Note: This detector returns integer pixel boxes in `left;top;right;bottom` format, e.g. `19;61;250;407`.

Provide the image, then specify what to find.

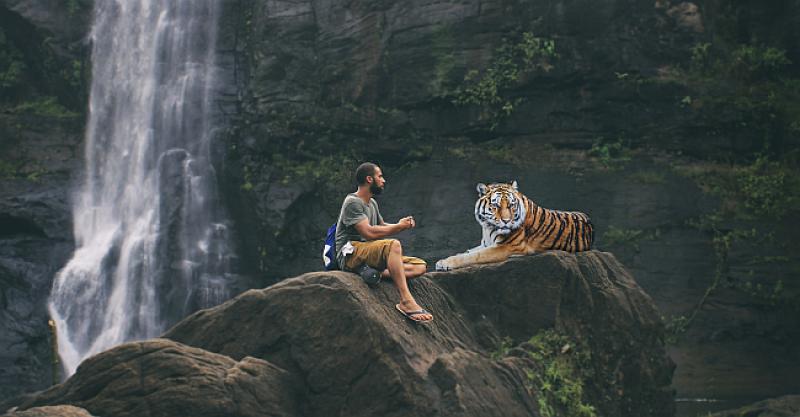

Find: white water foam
49;1;233;377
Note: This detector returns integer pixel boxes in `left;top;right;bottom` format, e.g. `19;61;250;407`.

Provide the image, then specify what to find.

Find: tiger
434;181;594;271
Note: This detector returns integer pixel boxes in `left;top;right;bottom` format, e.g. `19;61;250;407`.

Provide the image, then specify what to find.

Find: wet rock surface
0;115;82;400
709;395;800;417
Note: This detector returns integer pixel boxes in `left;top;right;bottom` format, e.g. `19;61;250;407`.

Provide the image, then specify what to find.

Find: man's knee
411;263;426;277
388;239;402;254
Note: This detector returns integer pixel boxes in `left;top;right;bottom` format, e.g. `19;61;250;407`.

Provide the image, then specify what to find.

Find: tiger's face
475;181;525;236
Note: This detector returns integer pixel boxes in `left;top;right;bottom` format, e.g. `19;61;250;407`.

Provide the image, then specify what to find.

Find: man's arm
354;217;414;240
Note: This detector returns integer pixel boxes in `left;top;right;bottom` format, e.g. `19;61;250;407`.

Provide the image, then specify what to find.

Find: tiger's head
475;181;526;238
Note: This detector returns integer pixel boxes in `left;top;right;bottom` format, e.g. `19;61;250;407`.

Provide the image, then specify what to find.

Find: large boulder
10;251;673;417
2;405;93;417
14;339;298;417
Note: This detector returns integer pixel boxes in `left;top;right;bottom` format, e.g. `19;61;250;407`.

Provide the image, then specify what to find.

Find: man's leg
381;262;425;279
386;240;432;322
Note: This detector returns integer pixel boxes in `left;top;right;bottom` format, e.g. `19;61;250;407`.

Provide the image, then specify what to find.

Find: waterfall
49;1;233;377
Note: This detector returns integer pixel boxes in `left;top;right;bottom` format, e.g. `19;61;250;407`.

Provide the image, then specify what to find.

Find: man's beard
370;183;383;195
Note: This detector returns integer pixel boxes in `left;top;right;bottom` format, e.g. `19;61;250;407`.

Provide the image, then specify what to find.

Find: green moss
737;156;797;218
430;26;458;97
0;31;27;94
677;157;799;220
0;159;17;178
272;152;357;187
602;226;660;251
8;96;78;118
629;171;666;184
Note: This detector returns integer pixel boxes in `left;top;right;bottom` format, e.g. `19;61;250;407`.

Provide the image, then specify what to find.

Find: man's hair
355;162;378;185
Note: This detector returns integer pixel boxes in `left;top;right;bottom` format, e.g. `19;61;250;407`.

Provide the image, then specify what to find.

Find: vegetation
629;171;666;185
8;96;78;118
491;336;514;360
602;226;660;252
684;40;799;158
588;138;631;170
454;32;558;129
524;330;597;417
0;31;26;95
491;331;597;417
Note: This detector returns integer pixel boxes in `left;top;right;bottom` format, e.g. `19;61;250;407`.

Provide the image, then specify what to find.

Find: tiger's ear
510;180;518;190
477;183;488;195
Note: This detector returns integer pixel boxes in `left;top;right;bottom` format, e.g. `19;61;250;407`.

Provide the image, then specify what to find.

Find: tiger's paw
435;258;453;271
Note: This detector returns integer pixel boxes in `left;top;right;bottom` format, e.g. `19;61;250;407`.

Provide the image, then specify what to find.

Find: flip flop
395;304;434;323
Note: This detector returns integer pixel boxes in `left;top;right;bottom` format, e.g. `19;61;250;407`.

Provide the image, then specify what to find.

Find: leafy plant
737;156;796;218
491;336;514;360
588;138;631;170
664;315;690;344
454;32;558;129
729;45;791;81
525;330;597;417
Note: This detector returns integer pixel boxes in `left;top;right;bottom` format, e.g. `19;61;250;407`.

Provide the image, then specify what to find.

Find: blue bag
322;223;337;270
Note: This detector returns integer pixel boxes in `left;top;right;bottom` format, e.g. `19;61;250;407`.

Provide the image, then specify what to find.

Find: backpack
322;223;337;270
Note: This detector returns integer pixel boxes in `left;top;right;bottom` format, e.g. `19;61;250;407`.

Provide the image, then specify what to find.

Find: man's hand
399;216;416;230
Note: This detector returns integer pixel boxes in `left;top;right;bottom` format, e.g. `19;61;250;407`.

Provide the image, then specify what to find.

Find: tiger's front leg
435;245;519;271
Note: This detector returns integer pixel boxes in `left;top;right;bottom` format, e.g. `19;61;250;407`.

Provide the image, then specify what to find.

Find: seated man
335;162;433;323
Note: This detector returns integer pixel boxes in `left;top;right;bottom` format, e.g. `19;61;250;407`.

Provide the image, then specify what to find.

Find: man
335;162;433;323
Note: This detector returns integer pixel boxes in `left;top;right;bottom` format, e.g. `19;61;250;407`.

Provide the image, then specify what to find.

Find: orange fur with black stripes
435;181;593;271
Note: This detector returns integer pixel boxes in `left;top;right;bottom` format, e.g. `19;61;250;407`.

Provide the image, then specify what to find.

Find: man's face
368;167;385;195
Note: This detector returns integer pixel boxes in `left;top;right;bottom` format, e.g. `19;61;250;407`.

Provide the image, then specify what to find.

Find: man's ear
477;183;488;195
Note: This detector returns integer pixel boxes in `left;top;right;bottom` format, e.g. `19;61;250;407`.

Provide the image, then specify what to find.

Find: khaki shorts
344;239;427;271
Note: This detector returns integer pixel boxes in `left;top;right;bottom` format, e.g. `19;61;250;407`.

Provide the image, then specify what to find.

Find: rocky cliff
4;252;675;417
1;0;799;408
0;0;89;400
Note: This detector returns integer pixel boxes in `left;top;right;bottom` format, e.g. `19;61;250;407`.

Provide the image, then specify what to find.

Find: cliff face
0;0;89;401
8;252;675;417
218;0;800;403
1;0;799;406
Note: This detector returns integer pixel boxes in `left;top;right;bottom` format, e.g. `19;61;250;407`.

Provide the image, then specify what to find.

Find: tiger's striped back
524;200;594;252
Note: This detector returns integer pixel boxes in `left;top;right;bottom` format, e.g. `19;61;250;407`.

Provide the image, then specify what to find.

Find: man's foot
395;300;433;323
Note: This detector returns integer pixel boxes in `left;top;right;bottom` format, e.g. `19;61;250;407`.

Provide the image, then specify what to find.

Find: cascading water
49;1;233;377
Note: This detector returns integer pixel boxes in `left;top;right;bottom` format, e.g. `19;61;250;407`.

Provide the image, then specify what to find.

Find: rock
433;251;676;417
16;339;298;417
159;250;671;417
709;395;800;417
11;251;673;417
0;0;88;399
0;0;91;57
2;405;93;417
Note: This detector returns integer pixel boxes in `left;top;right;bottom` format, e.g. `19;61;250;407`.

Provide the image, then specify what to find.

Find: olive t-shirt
335;193;383;268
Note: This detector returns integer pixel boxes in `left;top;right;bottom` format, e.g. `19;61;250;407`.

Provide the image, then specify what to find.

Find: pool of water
674;397;760;417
